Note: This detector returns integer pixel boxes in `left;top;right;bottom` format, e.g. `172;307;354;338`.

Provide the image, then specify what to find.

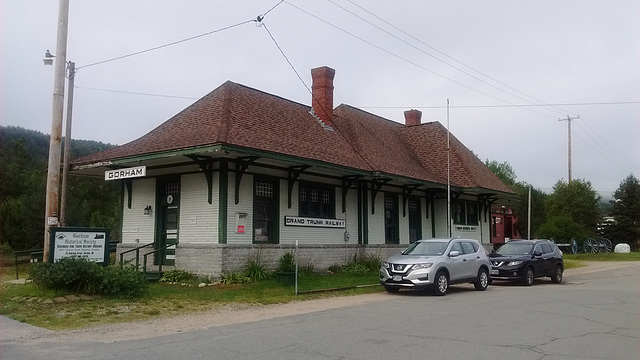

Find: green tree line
486;160;640;249
0;126;121;251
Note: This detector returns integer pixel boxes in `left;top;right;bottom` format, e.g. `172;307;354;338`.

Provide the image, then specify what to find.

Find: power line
331;0;574;119
357;101;640;109
76;20;256;70
283;1;565;121
75;86;199;100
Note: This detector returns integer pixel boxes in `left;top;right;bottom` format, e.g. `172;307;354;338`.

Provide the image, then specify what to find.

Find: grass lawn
0;266;382;330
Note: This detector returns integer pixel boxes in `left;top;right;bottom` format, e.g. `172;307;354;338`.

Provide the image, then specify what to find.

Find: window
299;181;335;218
453;199;479;225
461;242;475;254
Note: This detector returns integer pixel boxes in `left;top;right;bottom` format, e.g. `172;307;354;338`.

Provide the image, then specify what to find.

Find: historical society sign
49;227;111;266
284;216;345;228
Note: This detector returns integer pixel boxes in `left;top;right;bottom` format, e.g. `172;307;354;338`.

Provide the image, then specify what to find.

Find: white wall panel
121;178;156;244
179;173;217;243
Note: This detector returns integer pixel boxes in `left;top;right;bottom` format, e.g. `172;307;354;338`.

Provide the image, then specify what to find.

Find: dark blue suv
489;239;564;286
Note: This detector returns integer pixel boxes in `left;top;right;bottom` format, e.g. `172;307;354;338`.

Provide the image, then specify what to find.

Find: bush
29;258;147;297
159;269;198;283
220;272;251;284
276;252;296;273
336;253;382;274
245;256;271;281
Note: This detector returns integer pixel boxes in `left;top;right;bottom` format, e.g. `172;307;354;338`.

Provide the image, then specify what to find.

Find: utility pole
60;61;75;226
559;115;579;184
44;0;70;261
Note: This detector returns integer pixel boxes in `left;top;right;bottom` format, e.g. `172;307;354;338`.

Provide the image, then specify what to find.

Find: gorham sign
105;166;146;180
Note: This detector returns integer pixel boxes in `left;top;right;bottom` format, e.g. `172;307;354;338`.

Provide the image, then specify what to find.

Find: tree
605;175;640;248
485;160;517;186
484;160;547;237
537;179;601;242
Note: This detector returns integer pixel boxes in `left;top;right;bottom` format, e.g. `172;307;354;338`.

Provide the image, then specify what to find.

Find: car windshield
402;241;448;256
496;243;532;255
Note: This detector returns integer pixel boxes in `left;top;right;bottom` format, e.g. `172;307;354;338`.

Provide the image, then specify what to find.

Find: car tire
474;268;489;291
551;265;563;284
433;271;449;296
385;286;399;293
522;267;534;286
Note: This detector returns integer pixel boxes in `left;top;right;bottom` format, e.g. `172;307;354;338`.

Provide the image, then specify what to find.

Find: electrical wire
339;0;577;118
283;1;560;120
76;20;256;70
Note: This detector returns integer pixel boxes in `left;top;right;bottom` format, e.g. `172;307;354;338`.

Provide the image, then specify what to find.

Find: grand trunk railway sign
104;166;146;180
284;216;346;228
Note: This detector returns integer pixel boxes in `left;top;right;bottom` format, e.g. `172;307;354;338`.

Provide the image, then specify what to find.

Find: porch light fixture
43;50;55;65
144;205;152;215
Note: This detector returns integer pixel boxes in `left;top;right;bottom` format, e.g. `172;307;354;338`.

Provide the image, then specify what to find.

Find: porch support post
235;156;259;204
218;159;228;244
287;165;311;209
370;178;391;215
402;184;421;217
187;155;215;204
124;179;132;209
341;175;361;213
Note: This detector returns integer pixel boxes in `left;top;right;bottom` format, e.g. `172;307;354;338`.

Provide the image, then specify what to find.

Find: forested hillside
0;126;121;251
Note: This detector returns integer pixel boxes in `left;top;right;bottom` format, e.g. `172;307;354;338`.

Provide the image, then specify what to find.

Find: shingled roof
73;68;512;195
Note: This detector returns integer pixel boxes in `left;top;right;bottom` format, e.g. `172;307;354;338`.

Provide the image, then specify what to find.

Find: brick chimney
404;109;422;126
311;66;335;128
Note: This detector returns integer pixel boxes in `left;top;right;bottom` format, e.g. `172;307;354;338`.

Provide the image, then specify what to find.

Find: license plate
491;269;499;275
393;275;402;282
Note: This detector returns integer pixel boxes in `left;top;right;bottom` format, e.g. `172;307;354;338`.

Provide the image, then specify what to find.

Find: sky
2;1;639;199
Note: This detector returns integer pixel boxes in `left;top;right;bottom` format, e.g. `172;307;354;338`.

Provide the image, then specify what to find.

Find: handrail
142;241;178;279
13;249;44;279
119;243;154;270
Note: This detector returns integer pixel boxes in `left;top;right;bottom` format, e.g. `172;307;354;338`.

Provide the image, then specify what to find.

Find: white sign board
52;230;107;263
105;166;146;180
284;216;346;228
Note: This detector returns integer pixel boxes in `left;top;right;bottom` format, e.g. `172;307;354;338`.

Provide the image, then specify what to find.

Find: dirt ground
25;261;634;343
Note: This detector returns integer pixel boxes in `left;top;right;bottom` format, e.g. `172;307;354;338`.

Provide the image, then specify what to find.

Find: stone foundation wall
117;243;407;279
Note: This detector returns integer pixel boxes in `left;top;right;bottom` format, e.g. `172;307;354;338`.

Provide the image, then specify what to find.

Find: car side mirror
449;250;460;258
533;251;542;257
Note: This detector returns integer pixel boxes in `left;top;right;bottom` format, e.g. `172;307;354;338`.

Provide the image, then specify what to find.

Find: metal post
527;185;531;240
43;0;70;261
60;61;75;226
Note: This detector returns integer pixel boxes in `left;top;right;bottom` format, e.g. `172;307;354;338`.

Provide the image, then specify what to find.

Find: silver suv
380;238;491;296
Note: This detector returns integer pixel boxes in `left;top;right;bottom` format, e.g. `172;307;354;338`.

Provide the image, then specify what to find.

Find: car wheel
522;267;534;286
433;271;449;296
385;286;399;293
474;268;489;291
551;265;563;284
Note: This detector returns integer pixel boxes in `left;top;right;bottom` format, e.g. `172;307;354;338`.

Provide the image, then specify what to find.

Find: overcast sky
2;1;638;199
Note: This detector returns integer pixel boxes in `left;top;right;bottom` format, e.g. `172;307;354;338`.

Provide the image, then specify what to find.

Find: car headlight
508;260;523;266
411;263;433;270
382;262;389;268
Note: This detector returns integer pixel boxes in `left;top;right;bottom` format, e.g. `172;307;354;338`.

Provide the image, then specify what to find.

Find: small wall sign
104;166;146;180
284;216;345;228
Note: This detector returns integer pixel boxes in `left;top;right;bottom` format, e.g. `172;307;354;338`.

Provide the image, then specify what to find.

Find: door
157;180;179;266
253;177;278;244
384;193;399;244
408;196;421;243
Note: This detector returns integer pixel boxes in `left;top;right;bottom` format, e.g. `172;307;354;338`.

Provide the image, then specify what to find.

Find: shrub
160;269;197;283
276;252;296;273
220;272;251;284
299;261;315;276
245;256;271;281
29;257;147;297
